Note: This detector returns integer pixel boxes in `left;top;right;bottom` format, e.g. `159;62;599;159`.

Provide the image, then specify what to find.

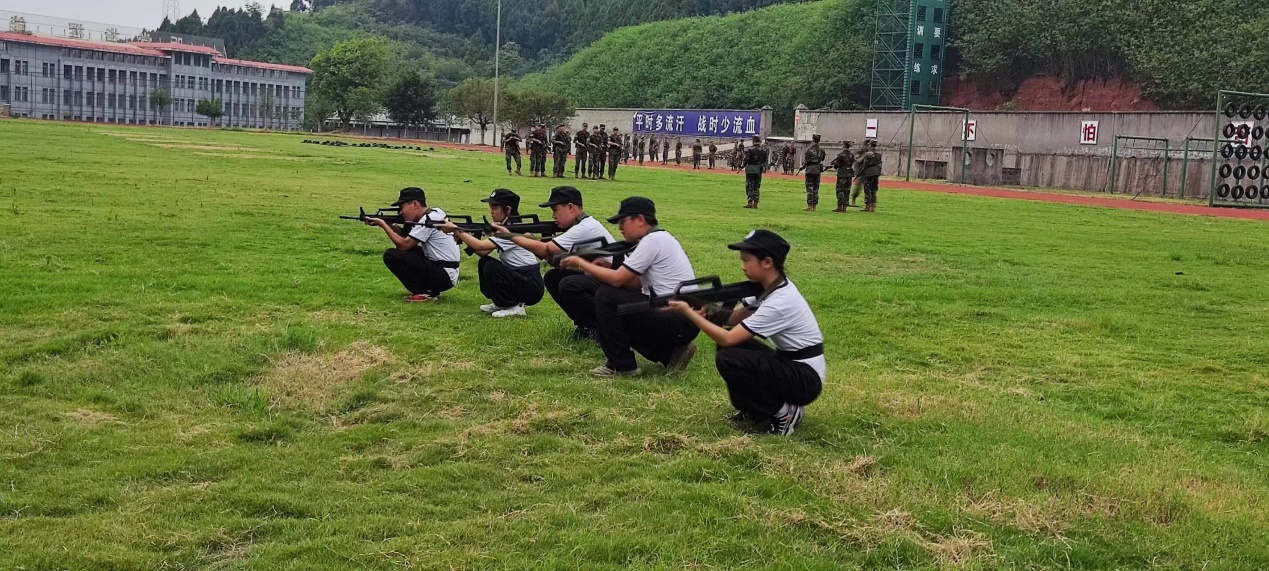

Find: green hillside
519;0;871;129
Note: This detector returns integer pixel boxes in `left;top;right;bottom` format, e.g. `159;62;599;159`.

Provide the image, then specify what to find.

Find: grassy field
1;119;1267;570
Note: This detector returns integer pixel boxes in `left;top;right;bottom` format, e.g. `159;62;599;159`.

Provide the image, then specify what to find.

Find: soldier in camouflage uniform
573;123;589;178
798;134;826;211
552;124;571;178
588;125;603;179
733;140;745;171
859;139;883;212
623;135;631;164
708;141;718;169
503;130;523;176
781;142;796;175
637;136;646;165
661;138;670;165
692;139;703;169
528;124;549;177
742;135;769;209
828;141;856;212
607;127;624;179
674;139;683;165
595;124;609;179
649;135;659;162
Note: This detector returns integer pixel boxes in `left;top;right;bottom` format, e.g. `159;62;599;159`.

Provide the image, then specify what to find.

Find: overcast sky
0;0;259;31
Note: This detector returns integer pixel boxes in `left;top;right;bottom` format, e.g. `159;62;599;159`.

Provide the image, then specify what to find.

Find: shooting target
1235;145;1249;160
1218;184;1231;198
1220;164;1234;178
1255;125;1266;141
1225;102;1238;117
1251;146;1264;161
1221;144;1236;159
1239;103;1253;118
1234;165;1247;180
1249;165;1262;180
1237;124;1252;139
1256;105;1268;121
1232;185;1245;199
1224;123;1238;138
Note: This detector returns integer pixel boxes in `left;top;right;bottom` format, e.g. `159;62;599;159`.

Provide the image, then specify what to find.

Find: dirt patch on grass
63;408;120;426
258;342;393;411
153;143;267;151
193;152;313;160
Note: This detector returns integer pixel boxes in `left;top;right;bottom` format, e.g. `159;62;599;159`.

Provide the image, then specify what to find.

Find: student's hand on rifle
488;222;509;234
558;256;581;270
664;300;696;316
436;220;459;234
364;217;387;228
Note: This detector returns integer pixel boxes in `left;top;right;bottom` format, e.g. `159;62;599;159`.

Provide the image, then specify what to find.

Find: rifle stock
616;276;764;315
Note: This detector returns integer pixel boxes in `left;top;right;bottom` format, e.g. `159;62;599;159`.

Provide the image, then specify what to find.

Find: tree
308;37;391;130
306;95;336;131
195;98;224;125
171;9;204;34
501;87;575;132
445;78;495;145
347;87;382;134
289;0;308;13
149;89;172;116
383;70;437;129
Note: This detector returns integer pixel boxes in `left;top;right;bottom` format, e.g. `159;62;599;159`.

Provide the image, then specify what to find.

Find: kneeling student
558;197;699;377
664;230;824;435
370;187;460;302
495;186;615;340
438;189;543;317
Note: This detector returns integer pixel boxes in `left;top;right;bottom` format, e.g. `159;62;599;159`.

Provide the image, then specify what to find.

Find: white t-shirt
621;230;695;297
550;215;615;252
490;233;539;268
406;208;460;285
740;280;826;381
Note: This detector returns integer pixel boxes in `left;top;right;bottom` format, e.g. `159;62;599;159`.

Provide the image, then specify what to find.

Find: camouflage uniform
801;136;826;208
674;140;683;165
649;136;659;162
708;143;717;169
595;125;609;179
574;126;589;178
637;136;646;165
860;141;883;211
661;140;670;165
552;127;571;178
607;130;623;179
829;143;856;210
587;128;603;179
528;127;548;177
503;132;522;175
691;140;703;169
743;140;769;207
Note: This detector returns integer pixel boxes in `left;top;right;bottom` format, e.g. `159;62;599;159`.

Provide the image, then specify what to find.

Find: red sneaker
403;293;437;303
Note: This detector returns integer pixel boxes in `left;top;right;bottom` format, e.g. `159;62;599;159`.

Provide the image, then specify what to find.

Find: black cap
728;229;791;269
391;187;426;206
481;188;520;209
606;196;656;223
539;186;583;208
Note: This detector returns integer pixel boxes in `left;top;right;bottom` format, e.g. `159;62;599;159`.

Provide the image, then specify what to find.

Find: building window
916;6;927;21
914;43;924;58
910;80;921;96
97;68;105;82
931;44;942;61
129;94;137;110
0;59;7;74
97;93;104;107
74;66;83;80
109;93;116;109
75;91;83;106
0;86;8;102
934;8;944;23
63;90;71;104
188;77;195;89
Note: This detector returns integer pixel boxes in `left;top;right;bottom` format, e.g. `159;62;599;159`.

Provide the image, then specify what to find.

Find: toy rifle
616;276;764;316
546;236;638;267
340;206;406;225
426;214;562;238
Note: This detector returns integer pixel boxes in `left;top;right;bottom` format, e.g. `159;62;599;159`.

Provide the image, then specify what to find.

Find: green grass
1;120;1267;570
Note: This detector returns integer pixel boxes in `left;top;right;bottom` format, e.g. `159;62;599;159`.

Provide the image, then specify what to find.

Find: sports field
1;120;1267;570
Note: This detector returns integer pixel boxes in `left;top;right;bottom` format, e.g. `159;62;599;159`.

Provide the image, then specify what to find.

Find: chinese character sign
1080;121;1099;145
633;110;762;137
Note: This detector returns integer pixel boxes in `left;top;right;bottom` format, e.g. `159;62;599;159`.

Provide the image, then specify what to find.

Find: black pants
553;151;567;177
836;176;854;207
383;248;455;296
745;172;762;203
546;269;600;330
478;256;544;308
505;151;521;173
716;340;822;417
597;153;607;179
534;150;549;175
574;148;587;176
864;176;880;205
594;285;700;371
607;152;621;178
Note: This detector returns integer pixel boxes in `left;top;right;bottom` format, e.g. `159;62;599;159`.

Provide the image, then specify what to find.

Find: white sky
0;0;260;32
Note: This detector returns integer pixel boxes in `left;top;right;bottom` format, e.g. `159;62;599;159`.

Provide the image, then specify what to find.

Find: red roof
129;42;224;56
0;31;167;57
216;57;311;75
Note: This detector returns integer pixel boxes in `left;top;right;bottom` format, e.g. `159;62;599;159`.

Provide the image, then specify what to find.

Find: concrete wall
793;110;1221;197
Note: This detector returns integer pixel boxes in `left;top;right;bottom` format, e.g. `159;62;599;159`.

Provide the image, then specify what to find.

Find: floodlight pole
491;0;501;146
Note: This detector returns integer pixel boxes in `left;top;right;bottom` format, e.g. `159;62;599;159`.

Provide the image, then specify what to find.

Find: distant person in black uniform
692;139;703;169
661;138;670;165
674;139;683;165
742;135;768;209
574;123;590;178
607;127;624;179
552;124;571;178
664;229;825;436
528;124;549;177
829;141;856;212
708;141;718;169
595;124;609;179
367;187;460;302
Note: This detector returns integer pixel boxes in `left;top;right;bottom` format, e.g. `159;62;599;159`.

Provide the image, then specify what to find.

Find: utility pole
491;0;501;146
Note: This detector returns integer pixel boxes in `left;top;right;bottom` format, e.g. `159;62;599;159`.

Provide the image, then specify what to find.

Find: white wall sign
865;118;878;139
1080;121;1099;145
961;120;977;141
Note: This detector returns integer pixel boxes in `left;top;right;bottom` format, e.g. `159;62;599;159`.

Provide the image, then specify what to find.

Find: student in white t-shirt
495;186;615;340
438;189;543;318
558;196;699;377
665;229;825;435
366;187;460;303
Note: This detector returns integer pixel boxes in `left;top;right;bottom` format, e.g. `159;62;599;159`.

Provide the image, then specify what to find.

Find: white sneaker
479;303;500;314
491;304;526;318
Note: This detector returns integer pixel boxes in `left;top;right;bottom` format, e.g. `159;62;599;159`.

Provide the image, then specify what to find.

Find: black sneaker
569;326;597;342
665;342;697;373
728;410;755;424
769;406;805;436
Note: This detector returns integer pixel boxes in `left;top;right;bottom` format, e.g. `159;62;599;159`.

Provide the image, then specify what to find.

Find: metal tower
869;0;914;110
162;0;182;22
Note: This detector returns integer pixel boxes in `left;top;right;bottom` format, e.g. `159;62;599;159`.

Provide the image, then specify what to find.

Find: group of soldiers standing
500;124;885;213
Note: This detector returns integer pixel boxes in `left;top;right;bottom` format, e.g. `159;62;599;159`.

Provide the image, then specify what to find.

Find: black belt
777;344;824;360
433;260;460;269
